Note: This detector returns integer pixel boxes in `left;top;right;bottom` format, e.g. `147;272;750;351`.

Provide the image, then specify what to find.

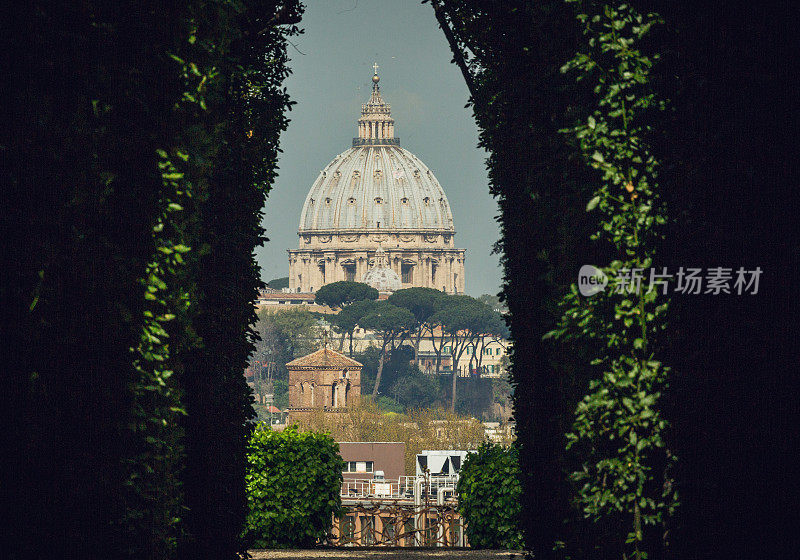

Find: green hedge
244;426;345;548
457;443;524;549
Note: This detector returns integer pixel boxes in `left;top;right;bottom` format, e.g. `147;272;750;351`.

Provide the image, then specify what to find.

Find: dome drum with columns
288;67;466;294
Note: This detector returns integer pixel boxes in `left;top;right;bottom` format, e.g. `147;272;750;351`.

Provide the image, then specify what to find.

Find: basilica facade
287;69;466;294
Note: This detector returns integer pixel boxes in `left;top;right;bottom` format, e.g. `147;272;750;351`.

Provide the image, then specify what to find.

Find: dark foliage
432;0;794;558
1;1;302;558
175;3;303;557
358;346;444;410
429;1;597;555
356;300;416;397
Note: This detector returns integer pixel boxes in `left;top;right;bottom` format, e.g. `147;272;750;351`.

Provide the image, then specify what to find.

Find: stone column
447;256;453;293
422;256;430;288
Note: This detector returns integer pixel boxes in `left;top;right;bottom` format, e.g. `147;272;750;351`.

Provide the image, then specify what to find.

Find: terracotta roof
286;347;363;369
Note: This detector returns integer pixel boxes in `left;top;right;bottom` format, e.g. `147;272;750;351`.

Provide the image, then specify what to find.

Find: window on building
344;461;374;473
404;518;415;546
401;263;413;284
341;515;355;542
449;520;462;546
424;516;436;546
361;516;375;545
381;517;396;543
343;264;356;282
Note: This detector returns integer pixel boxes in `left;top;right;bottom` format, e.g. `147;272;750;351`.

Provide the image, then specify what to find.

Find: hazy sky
256;0;502;297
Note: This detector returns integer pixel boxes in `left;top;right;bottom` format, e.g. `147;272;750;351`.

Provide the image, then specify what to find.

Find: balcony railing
352;137;400;147
340;475;459;505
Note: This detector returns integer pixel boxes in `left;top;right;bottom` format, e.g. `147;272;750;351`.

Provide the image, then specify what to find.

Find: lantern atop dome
354;64;397;147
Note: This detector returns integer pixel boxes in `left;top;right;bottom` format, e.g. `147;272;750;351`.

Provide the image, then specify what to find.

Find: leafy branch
555;3;677;558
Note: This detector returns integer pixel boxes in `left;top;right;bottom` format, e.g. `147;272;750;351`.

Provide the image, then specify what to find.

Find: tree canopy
387;287;446;324
266;277;289;290
252;308;320;382
458;443;524;549
388;287;447;364
313;281;378;310
326;298;375;356
243;426;344;548
431;295;505;410
357;300;416;336
356;301;416;398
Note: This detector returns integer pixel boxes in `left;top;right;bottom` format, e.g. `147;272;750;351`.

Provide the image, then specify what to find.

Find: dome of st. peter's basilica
288;68;466;294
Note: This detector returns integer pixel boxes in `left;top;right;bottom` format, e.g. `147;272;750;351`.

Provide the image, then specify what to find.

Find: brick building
285;347;362;424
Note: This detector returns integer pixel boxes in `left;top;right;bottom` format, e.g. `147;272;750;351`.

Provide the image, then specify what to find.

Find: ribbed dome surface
299;146;454;232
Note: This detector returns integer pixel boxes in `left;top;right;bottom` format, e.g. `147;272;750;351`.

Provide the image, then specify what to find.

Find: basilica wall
288;232;466;293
